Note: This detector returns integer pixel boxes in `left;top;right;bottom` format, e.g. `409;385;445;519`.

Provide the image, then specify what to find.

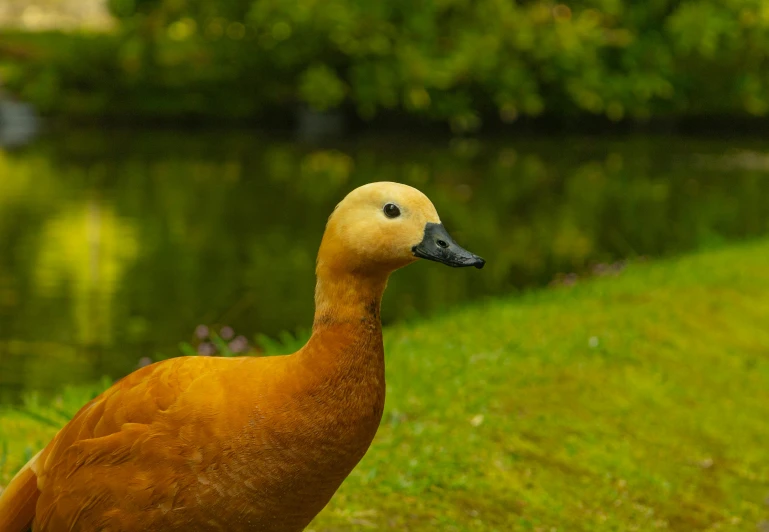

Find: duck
0;181;484;532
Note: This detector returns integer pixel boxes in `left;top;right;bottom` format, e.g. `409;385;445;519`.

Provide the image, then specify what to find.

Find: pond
1;129;768;404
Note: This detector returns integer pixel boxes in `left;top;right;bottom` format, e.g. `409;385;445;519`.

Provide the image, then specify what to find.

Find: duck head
318;182;485;276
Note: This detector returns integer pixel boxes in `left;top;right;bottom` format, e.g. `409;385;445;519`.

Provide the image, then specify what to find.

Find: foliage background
4;0;769;128
3;2;769;530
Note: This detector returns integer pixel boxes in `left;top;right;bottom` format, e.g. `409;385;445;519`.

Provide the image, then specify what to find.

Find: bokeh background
2;2;769;530
3;0;769;403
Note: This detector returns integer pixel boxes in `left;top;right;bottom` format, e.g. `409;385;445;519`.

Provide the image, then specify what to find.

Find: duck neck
299;267;389;374
313;268;388;330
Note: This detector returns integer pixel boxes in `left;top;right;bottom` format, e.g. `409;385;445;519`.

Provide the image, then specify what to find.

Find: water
1;129;768;404
0;98;40;148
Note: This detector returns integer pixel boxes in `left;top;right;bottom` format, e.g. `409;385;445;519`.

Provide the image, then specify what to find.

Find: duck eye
383;203;401;218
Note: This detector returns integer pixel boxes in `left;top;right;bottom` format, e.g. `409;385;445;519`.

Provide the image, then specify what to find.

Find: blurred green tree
3;0;769;126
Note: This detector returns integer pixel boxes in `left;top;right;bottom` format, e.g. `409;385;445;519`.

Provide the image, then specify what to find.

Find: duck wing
26;355;236;531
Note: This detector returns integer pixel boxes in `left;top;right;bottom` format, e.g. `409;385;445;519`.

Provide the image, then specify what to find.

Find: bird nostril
436;239;449;249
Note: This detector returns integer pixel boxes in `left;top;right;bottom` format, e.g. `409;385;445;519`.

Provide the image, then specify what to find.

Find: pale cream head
317;182;484;277
318;182;442;275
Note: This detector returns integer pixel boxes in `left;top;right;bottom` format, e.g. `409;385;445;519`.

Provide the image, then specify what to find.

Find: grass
2;240;769;531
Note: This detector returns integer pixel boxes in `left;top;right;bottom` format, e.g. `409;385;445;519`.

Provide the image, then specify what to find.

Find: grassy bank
2;240;769;530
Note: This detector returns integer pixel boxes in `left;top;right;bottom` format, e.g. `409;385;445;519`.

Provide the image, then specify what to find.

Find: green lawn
2;240;769;531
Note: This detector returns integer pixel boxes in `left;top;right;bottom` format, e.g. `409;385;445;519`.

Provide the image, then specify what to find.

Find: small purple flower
220;326;234;340
198;342;216;356
228;335;249;354
195;324;209;339
138;356;153;367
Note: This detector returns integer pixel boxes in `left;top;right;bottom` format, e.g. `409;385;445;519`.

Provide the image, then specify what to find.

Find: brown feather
0;182;456;531
0;451;40;532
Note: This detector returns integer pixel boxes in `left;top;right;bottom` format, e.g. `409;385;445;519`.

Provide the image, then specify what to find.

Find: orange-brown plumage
0;182;483;532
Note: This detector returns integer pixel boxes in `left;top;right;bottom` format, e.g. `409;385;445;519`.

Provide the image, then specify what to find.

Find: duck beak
412;223;485;269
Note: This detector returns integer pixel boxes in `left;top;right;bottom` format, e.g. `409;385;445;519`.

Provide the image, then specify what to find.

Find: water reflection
1;130;768;403
0;98;40;148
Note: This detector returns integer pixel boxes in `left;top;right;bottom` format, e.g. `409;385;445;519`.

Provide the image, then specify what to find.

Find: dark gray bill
412;223;485;269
